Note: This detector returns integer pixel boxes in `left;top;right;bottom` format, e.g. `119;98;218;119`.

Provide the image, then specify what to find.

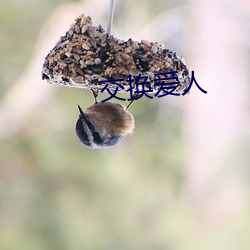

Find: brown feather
85;102;134;135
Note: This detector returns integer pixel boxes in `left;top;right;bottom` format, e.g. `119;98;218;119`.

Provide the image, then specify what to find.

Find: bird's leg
91;88;99;104
126;93;141;110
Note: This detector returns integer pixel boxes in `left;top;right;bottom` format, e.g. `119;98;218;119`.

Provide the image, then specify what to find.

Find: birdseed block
42;14;190;95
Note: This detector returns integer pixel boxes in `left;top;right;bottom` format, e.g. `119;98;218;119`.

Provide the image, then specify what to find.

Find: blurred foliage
1;1;250;250
0;0;71;98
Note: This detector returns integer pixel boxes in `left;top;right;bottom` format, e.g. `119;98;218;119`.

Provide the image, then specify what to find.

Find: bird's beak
77;105;86;119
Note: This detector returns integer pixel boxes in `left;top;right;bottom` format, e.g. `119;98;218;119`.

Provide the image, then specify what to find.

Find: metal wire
107;0;115;34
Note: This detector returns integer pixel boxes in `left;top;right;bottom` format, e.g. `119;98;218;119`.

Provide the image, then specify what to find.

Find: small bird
75;90;135;149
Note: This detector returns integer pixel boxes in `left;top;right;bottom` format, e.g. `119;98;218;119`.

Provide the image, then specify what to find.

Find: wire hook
107;0;115;34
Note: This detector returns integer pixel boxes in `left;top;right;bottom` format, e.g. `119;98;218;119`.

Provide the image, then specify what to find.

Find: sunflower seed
151;45;158;54
82;43;90;50
63;58;75;64
85;60;94;65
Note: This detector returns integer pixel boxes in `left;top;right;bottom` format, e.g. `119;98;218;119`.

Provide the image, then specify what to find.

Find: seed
72;53;80;60
72;48;84;55
85;60;94;65
90;38;97;48
85;70;93;74
74;66;83;75
149;67;155;72
72;76;84;83
151;45;158;54
125;47;132;53
82;43;90;50
94;58;102;65
122;54;130;60
63;58;75;64
92;74;101;79
75;24;80;34
116;55;123;62
117;39;124;45
80;17;87;26
146;71;154;79
141;40;150;47
84;74;92;80
68;29;74;36
65;52;72;58
81;25;88;34
100;33;107;43
59;40;69;47
132;41;139;50
129;68;141;76
57;59;67;66
99;77;107;82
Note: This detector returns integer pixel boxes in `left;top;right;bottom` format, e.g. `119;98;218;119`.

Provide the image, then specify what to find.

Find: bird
75;90;135;149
